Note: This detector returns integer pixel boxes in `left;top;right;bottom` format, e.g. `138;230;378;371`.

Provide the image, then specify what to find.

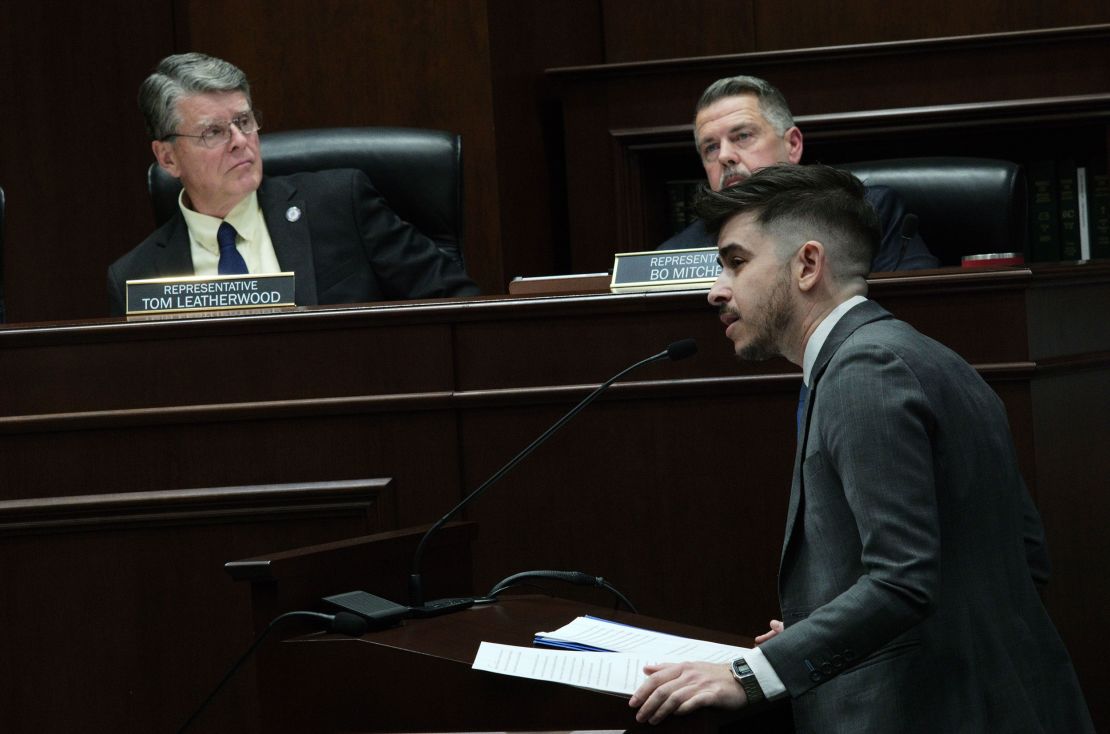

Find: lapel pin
285;206;302;223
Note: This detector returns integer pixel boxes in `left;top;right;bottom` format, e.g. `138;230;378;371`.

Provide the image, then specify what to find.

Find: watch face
730;657;764;702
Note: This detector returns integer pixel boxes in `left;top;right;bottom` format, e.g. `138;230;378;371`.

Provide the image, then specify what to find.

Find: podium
259;596;792;733
228;524;791;733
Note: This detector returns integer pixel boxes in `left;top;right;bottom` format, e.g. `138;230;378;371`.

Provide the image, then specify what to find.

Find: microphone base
322;590;410;628
408;596;477;618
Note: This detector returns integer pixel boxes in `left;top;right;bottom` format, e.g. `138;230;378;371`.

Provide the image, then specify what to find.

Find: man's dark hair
695;164;880;280
694;75;795;139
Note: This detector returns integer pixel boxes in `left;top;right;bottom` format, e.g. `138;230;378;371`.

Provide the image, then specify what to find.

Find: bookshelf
623;94;1110;260
548;24;1110;273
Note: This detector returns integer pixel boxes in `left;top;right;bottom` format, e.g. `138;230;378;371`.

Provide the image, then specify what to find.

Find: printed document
472;615;751;696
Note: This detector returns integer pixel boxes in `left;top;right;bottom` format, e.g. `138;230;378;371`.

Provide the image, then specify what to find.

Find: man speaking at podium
630;165;1093;732
108;53;478;315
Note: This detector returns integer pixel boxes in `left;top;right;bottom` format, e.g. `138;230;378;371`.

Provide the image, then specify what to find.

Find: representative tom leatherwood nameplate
125;273;296;315
610;248;721;293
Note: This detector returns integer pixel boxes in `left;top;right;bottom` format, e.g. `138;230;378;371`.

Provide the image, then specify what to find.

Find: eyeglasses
161;110;262;149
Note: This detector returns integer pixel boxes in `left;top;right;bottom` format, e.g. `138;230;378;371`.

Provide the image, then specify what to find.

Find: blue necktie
217;221;248;275
796;383;809;437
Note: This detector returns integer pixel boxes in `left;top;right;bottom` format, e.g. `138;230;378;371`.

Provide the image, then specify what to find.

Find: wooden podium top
266;595;792;733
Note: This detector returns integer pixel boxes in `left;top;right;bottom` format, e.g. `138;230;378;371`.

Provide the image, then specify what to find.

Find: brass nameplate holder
610;247;720;293
125;272;296;315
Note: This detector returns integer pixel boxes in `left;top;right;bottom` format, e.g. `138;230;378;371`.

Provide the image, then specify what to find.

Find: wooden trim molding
546;24;1110;80
0;478;393;536
613;93;1110;149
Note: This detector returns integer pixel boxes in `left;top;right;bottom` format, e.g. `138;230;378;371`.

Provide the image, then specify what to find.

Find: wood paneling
486;0;606;278
601;0;756;63
752;0;1110;51
0;2;174;323
0;479;392;734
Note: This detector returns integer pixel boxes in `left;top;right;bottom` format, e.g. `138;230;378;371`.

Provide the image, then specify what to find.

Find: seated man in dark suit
108;52;479;315
659;75;937;272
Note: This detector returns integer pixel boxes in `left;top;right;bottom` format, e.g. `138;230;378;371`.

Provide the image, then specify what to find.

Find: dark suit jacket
759;300;1092;733
658;185;938;272
108;169;479;315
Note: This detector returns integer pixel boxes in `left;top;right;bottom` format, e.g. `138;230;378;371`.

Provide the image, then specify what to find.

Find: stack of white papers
471;615;750;696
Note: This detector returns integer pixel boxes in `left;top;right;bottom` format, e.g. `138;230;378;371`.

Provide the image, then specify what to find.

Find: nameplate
610;247;721;293
125;273;296;315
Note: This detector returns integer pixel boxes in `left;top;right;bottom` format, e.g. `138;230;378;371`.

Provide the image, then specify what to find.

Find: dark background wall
1;1;1107;323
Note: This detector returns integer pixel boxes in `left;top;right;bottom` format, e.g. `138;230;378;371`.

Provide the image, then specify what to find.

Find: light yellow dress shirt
179;190;283;276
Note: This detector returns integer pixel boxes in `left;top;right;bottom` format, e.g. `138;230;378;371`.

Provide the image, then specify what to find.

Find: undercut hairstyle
694;75;795;139
696;164;881;281
139;52;251;141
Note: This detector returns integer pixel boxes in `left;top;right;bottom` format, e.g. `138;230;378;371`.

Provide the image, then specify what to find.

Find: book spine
1078;166;1090;260
1027;159;1059;262
1090;170;1110;260
1058;158;1080;261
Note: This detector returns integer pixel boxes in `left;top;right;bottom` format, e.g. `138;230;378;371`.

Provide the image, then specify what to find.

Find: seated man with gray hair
659;75;937;272
108;52;478;315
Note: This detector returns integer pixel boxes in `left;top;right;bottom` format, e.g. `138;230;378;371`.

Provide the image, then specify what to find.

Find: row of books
1028;159;1110;262
665;163;1110;262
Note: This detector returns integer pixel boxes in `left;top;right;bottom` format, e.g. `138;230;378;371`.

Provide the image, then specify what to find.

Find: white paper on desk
536;616;751;662
472;641;655;696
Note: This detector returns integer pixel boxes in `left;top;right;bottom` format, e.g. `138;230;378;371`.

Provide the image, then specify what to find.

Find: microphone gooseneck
408;339;697;610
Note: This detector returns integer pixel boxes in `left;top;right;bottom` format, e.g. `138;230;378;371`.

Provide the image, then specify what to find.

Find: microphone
407;338;697;613
178;610;368;733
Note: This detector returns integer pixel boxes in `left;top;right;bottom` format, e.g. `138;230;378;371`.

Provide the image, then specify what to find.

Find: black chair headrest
839;157;1027;266
148;127;463;255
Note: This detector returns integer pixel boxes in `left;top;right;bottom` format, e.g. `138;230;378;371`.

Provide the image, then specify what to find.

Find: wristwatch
730;656;765;704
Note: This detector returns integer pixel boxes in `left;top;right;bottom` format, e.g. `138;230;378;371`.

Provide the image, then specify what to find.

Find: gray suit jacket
759;300;1092;733
108;169;478;315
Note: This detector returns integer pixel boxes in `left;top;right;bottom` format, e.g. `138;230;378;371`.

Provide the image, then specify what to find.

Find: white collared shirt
803;294;869;387
179;190;282;276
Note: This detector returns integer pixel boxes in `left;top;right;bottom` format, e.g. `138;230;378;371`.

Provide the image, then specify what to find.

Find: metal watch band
730;656;765;704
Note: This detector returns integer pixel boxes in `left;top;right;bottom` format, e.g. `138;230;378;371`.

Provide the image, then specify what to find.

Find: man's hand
628;661;747;725
754;619;783;644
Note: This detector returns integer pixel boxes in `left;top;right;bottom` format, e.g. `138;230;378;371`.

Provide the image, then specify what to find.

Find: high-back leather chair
839;157;1027;266
148;127;465;266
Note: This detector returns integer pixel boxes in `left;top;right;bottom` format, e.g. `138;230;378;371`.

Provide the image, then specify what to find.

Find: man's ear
796;240;824;292
151;139;182;179
784;126;804;164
